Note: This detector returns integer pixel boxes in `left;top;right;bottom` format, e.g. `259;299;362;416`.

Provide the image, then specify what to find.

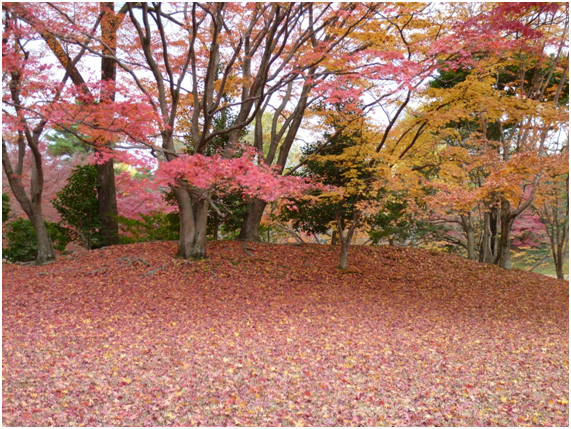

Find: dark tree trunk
95;2;120;247
238;197;267;242
554;249;565;280
95;160;119;247
192;198;209;259
331;230;338;246
212;212;219;240
496;208;514;270
550;232;567;280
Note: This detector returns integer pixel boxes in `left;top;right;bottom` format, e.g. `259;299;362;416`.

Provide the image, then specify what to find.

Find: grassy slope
2;241;569;426
510;248;569;277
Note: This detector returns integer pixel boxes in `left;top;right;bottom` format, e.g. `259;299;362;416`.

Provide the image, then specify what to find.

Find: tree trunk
495;199;516;270
95;160;119;247
238;197;267;242
553;239;567;280
496;211;514;270
479;205;500;263
2;133;55;264
339;238;350;270
555;252;564;280
331;230;338;246
95;2;120;247
192;198;209;259
337;208;361;270
460;214;477;261
212;212;219;241
174;188;195;259
30;212;56;264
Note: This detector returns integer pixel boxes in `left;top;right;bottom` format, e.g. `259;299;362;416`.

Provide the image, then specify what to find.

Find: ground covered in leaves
2;241;569;426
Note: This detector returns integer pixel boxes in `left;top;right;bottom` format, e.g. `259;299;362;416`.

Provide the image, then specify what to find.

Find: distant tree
533;154;569;280
46;127;91;158
367;190;437;247
280;121;368;268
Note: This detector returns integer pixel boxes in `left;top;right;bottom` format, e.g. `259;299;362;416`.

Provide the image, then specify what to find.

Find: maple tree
2;141;79;225
407;3;569;269
2;1;568;273
511;211;548;249
2;3;158;261
4;2;130;247
2;4;570;425
2;9;72;263
75;2;378;259
233;3;379;242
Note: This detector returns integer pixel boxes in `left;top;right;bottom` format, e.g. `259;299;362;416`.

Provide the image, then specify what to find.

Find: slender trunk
192;198;209;259
238;197;267;242
29;210;55;264
553;237;567;280
554;250;564;280
238;76;314;240
331;230;338;246
212;212;219;241
337;208;361;270
339;238;350;270
496;223;512;269
460;214;477;261
2;130;54;265
174;188;195;259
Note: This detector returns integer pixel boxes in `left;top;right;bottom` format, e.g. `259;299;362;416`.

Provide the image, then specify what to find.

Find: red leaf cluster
2;242;568;426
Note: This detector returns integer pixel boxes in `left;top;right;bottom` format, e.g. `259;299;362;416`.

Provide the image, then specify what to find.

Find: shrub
117;212;180;244
52;164;102;249
2;219;70;262
3;218;37;262
2;193;10;223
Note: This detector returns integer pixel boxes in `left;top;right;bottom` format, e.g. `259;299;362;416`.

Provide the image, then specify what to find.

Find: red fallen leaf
304;391;311;396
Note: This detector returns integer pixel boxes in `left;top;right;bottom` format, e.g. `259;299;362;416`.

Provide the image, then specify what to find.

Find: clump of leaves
52;164;102;249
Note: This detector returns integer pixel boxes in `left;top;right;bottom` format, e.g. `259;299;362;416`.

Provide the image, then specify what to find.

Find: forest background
2;2;569;278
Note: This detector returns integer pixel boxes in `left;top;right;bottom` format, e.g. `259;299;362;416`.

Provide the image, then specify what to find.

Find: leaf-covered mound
2;241;568;426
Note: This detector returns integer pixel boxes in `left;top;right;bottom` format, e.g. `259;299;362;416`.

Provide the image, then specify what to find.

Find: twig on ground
142;263;168;278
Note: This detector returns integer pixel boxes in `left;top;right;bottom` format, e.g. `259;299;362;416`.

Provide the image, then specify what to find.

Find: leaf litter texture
2;241;568;426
